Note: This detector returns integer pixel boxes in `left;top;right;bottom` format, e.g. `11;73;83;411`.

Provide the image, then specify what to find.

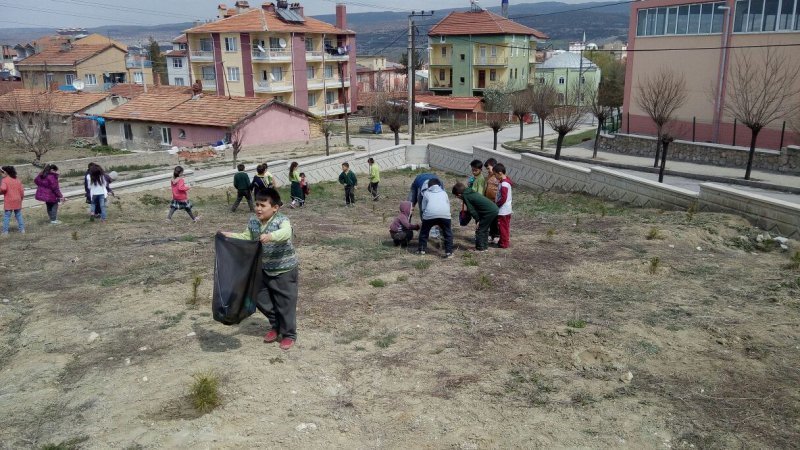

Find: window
179;43;187;50
307;65;315;79
676;5;690;34
778;0;796;29
489;69;496;81
700;3;714;32
324;65;334;78
65;74;74;85
439;69;445;81
666;7;679;34
224;37;238;52
460;54;465;61
134;71;144;84
305;38;314;51
439;36;446;43
490;46;497;57
85;73;97;85
558;76;565;85
174;77;185;86
227;66;240;82
45;73;54;85
270;37;282;50
172;58;183;68
324;38;333;49
201;66;215;80
514;68;518;79
308;93;317;106
199;38;213;52
637;9;648;36
271;66;283;81
147;126;154;136
123;123;133;141
736;0;799;31
459;76;465;83
638;2;731;35
178;129;186;139
326;90;336;104
441;46;446;57
161;127;172;145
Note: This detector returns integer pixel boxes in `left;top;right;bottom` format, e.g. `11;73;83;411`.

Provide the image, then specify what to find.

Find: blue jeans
92;194;107;220
3;209;24;233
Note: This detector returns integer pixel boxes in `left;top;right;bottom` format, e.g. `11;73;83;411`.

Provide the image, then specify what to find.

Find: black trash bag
459;209;472;227
212;232;262;325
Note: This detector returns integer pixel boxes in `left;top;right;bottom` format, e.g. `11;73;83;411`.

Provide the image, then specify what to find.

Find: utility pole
338;61;350;145
407;10;434;145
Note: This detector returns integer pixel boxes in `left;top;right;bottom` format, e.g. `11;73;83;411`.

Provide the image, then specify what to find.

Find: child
389;200;419;248
484;158;499;202
418;178;454;258
300;173;310;199
167;166;199;222
467;159;486;196
1;166;25;235
220;188;299;350
338;162;357;206
251;164;272;196
86;164;110;221
367;157;380;201
493;163;513;248
231;163;254;212
452;182;498;252
34;164;65;224
408;172;443;239
289;161;305;208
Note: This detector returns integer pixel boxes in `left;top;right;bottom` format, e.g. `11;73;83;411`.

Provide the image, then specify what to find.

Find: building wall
536;66;601;104
220;32;246;97
76;48;129;91
238;105;312;148
166;56;191;86
106;120;228;149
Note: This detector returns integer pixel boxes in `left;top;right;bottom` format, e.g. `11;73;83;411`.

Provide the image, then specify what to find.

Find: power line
53;0;201;21
0;3;149;26
319;0;407;13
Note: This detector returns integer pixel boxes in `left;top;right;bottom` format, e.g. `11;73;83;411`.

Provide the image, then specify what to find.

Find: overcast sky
2;0;589;28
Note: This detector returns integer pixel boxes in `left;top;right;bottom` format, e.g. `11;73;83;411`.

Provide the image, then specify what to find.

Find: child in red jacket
1;166;25;235
167;166;199;222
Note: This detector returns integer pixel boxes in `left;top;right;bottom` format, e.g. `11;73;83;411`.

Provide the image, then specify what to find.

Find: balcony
126;59;152;69
306;78;325;90
251;49;292;62
473;55;508;66
306;51;324;61
254;79;293;93
429;55;452;66
324;50;349;61
312;102;351;116
191;50;214;61
201;79;216;90
430;77;452;89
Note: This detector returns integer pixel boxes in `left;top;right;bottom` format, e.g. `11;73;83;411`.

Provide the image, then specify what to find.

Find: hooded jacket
389;201;420;233
1;176;24;210
421;184;451;220
34;172;62;203
171;177;190;201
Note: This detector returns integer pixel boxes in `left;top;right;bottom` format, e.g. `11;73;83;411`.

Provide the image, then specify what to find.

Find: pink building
623;0;800;149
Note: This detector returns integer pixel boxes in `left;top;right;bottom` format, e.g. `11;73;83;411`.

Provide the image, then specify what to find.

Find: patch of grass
108;163;164;172
645;227;663;240
463;253;479;267
188;276;203;305
139;194;170;207
335;328;369;345
159;311;186;329
100;275;128;287
375;331;397;348
396;275;408;282
40;436;90;450
686;201;699;221
571;391;598;406
546;129;596;147
649;256;661;275
369;279;386;288
71;231;78;241
189;371;220;414
413;260;431;270
567;319;587;329
269;356;284;364
505;368;556;407
180;235;197;242
787;251;800;270
546;228;557;238
475;274;493;290
91;145;129;155
637;340;661;355
354;346;367;351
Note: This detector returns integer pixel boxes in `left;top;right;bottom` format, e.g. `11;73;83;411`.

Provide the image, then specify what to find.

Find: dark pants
45;202;58;221
489;216;499;240
231;190;254;212
368;182;379;200
391;229;414;247
497;214;511;248
476;212;498;250
344;185;355;205
168;207;196;220
419;218;453;254
256;267;298;340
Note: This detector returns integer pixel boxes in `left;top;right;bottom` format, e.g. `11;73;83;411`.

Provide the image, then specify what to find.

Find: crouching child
389;200;420;248
220;188;299;350
452;182;498;251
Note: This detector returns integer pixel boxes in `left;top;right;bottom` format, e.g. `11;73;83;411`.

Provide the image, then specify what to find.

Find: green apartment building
427;8;548;97
535;52;601;105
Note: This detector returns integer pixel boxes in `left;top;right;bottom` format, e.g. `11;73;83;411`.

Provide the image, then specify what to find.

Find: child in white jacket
418;178;454;258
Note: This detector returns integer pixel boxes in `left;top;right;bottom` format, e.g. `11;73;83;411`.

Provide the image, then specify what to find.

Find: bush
190;371;220;413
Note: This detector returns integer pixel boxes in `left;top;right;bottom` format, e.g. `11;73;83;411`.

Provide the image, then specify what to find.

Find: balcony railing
307;78;325;89
312;103;350;116
251;49;292;61
429;55;452;66
474;55;508;65
191;50;214;61
126;60;152;69
201;79;216;90
255;80;293;92
430;77;452;89
306;51;324;60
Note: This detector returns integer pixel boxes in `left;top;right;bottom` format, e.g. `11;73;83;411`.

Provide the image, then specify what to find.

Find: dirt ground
1;170;799;449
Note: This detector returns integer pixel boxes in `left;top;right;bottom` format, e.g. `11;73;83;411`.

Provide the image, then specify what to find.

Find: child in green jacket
231;164;254;212
367;157;381;201
338;162;357;206
453;182;499;251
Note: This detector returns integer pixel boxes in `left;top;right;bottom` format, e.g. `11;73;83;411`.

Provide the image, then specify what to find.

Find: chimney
217;4;228;19
261;2;275;12
289;2;304;17
235;1;250;14
336;3;347;30
501;0;509;18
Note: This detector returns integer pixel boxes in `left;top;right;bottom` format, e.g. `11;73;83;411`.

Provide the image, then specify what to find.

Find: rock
138;346;148;351
696;247;703;251
296;422;317;432
87;332;100;343
775;236;789;245
186;332;197;337
142;376;148;382
2;298;9;303
125;357;131;366
620;371;633;384
756;234;764;243
781;244;789;251
668;245;675;248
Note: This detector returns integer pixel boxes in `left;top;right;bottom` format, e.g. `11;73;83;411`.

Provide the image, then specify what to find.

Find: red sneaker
263;329;279;343
279;338;295;350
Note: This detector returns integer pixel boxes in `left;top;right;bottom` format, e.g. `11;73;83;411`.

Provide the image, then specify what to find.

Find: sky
1;0;590;28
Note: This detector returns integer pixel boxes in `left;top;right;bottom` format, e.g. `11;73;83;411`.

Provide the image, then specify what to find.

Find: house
414;94;484;119
1;45;19;79
101;91;317;150
623;0;800;148
184;1;357;117
600;40;627;61
356;55;406;94
427;4;548;97
535;52;601;104
165;35;191;86
0;89;124;143
108;84;191;100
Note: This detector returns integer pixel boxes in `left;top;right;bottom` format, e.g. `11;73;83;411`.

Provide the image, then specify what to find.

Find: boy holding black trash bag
218;188;299;350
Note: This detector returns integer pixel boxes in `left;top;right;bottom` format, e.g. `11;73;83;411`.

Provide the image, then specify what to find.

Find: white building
165;35;191;86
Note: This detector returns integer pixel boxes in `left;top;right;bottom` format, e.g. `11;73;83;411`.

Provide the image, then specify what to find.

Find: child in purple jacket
389;200;420;248
34;164;65;224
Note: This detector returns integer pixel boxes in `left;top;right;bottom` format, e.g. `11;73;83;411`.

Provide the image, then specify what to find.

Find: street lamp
712;4;730;143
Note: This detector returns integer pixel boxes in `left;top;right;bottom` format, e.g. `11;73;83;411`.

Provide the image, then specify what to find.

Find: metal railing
473;55;508;65
251;49;292;61
191;50;214;60
255;79;292;92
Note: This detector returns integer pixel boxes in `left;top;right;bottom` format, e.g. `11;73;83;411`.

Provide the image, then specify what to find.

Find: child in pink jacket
1;166;25;235
167;166;199;222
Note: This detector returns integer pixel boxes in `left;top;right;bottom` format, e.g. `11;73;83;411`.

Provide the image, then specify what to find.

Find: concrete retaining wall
589;167;698;210
15;151;178;179
428;144;473;176
699;183;800;238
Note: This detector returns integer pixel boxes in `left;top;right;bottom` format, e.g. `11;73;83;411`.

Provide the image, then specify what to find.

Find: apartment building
356;55;406;94
184;1;356;117
536;52;601;104
427;6;548;97
165;35;191;86
624;0;800;148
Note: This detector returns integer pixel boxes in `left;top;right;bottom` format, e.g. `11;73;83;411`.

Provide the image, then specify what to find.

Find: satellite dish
72;80;85;91
278;38;287;48
257;44;266;53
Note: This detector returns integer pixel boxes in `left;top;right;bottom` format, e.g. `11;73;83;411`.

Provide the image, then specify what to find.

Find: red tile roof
173;34;187;44
15;43;126;67
0;81;24;96
428;10;548;39
0;89;109;114
108;84;192;99
101;92;312;127
415;94;484;112
186;7;354;35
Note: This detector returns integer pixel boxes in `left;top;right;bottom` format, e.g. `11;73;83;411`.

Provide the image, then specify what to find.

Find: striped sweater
231;213;298;275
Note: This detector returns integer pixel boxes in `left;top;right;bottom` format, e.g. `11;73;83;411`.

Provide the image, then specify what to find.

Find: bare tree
530;81;558;151
723;49;800;180
636;69;687;168
585;83;612;158
509;88;534;141
483;86;511;150
0;90;56;162
311;117;334;156
367;90;404;145
228;124;246;168
545;84;587;160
